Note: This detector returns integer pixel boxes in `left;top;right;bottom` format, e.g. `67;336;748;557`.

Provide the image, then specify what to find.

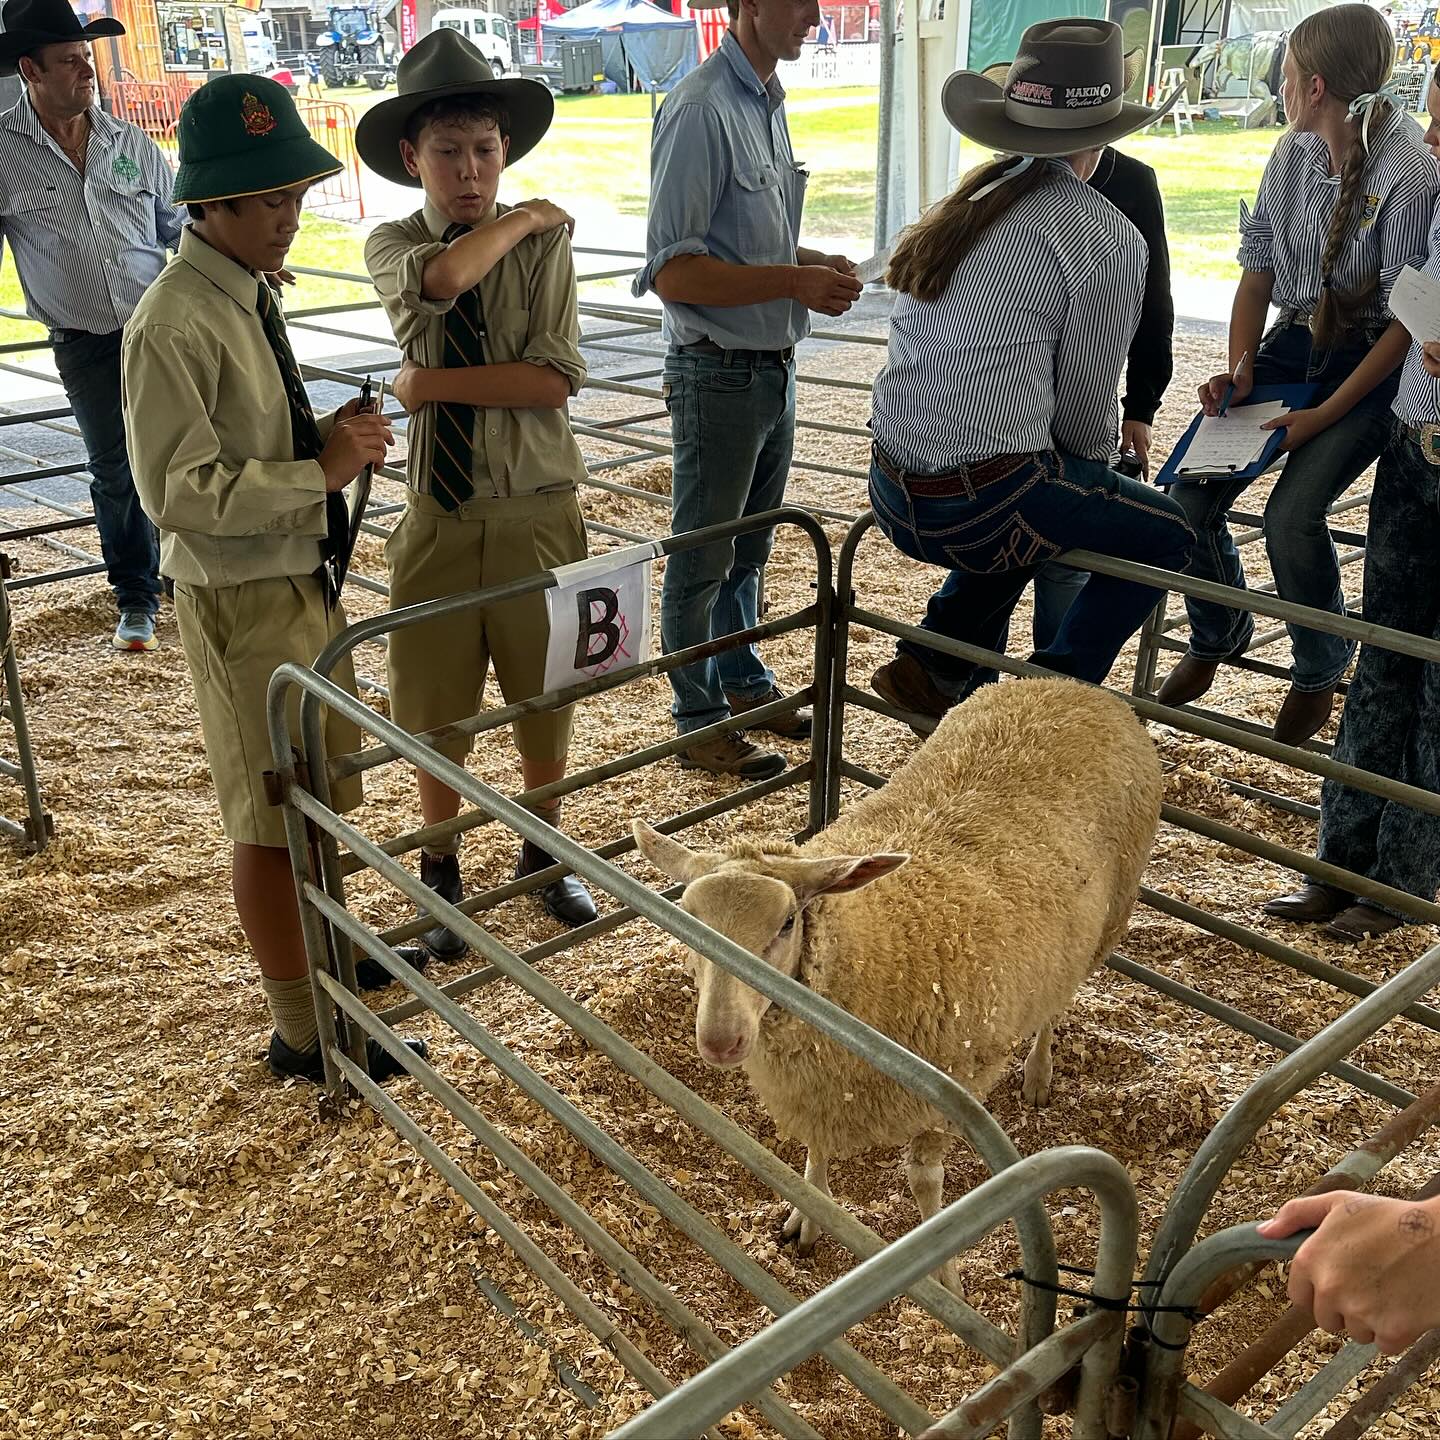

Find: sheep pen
3;313;1440;1440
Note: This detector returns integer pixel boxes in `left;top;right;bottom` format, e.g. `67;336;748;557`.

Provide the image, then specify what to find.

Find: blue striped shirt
1238;114;1439;326
631;32;809;350
870;165;1146;470
1392;198;1440;426
0;92;183;336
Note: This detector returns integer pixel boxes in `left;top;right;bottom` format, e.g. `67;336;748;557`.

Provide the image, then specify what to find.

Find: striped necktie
257;280;348;604
430;221;486;511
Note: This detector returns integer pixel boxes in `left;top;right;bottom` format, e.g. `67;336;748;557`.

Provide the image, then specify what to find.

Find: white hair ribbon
969;154;1035;202
1347;84;1401;153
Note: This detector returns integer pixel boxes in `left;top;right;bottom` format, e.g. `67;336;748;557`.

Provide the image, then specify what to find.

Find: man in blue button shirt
634;0;860;778
0;0;180;651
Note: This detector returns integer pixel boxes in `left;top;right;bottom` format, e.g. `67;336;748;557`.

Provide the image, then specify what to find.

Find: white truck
431;8;516;75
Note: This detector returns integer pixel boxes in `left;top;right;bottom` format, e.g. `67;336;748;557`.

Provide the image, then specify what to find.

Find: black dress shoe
1262;882;1353;922
354;944;430;992
266;1030;429;1084
516;839;598;928
416;850;468;960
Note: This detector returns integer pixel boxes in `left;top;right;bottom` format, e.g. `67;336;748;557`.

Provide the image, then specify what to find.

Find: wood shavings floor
2;331;1437;1439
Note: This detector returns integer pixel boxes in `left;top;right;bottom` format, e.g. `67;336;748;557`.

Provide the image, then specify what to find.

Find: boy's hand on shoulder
513;198;575;239
319;411;393;492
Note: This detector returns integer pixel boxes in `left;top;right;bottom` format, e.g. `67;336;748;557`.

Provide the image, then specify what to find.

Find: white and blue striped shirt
1238;114;1439;326
870;165;1145;470
0;92;183;336
1392;198;1440;426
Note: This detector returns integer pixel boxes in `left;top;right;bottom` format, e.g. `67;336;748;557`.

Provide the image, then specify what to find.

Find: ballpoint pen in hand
1219;349;1250;417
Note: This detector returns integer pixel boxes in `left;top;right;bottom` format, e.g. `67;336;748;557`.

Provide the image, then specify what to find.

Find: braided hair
1288;4;1398;349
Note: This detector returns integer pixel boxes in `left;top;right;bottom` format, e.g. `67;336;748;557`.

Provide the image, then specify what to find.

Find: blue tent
543;0;699;92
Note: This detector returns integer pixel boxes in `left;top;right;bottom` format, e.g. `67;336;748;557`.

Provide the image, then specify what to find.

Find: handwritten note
1389;264;1440;343
855;248;891;285
1176;401;1290;475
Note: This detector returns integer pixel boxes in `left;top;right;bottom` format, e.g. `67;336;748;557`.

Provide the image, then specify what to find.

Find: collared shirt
1238;114;1439;327
1393;201;1440;426
0;92;183;336
870;165;1146;470
365;200;587;499
631;31;809;350
122;228;337;587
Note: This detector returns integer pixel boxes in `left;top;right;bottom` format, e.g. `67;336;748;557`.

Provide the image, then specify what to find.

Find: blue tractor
316;6;387;88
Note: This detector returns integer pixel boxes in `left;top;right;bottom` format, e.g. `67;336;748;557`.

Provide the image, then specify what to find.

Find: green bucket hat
172;74;343;205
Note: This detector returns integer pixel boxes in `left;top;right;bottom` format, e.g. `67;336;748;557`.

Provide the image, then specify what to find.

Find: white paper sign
855;247;891;285
544;551;655;694
1389;264;1440;343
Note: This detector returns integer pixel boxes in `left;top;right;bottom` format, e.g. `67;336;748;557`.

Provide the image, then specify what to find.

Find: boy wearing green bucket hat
122;74;427;1086
357;28;597;955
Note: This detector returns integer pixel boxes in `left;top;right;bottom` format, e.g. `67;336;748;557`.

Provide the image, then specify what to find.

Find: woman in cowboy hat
869;18;1193;723
358;29;599;949
1158;3;1440;746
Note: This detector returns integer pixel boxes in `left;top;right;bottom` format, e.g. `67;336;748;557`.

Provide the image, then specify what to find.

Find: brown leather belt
871;442;1040;498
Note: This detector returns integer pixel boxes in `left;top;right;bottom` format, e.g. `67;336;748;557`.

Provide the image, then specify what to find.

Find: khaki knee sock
260;975;319;1053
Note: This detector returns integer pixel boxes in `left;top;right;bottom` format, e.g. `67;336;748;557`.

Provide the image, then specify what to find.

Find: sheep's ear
632;820;721;884
791;853;910;906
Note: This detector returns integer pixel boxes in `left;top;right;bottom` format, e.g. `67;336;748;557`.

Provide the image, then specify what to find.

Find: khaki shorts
174;575;364;848
386;487;588;765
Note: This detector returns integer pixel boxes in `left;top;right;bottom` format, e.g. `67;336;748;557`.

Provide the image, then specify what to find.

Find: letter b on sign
544;553;654;694
575;587;621;671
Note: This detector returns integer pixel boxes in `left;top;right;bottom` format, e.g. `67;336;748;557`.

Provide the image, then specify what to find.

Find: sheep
633;677;1162;1291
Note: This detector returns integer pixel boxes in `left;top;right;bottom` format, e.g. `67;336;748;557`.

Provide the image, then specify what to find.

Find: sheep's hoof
781;1205;819;1256
936;1260;965;1298
1021;1072;1052;1107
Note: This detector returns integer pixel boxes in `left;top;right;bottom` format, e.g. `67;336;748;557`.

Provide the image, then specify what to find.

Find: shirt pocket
102;171;160;248
484;304;531;364
7;188;61;222
733;164;788;257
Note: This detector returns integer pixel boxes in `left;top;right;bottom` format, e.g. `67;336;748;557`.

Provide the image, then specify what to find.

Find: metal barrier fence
295;102;366;221
0;553;48;850
264;493;1440;1438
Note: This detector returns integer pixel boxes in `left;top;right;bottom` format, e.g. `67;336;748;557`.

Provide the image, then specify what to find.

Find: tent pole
874;0;897;251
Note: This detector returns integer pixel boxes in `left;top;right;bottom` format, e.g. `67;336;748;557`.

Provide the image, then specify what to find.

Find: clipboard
1155;383;1320;488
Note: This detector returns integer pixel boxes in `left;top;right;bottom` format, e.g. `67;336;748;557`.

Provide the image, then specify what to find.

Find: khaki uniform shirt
122;228;336;587
365;201;587;499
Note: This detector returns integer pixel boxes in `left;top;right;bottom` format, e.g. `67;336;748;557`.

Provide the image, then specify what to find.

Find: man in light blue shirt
0;0;182;651
633;0;860;778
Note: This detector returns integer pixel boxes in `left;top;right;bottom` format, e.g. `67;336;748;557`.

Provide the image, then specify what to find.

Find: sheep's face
632;821;909;1070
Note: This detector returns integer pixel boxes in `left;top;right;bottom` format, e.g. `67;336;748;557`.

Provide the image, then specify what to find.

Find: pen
1219;350;1249;417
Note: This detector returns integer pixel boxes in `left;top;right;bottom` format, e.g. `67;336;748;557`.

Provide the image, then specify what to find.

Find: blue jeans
1169;323;1394;692
659;349;795;733
992;560;1090;673
52;329;161;617
1315;424;1440;912
870;449;1193;696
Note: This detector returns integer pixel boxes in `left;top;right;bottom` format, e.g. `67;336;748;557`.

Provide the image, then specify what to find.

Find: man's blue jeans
870;448;1193;696
1315;423;1440;912
52;328;161;617
659;348;795;734
1168;322;1394;692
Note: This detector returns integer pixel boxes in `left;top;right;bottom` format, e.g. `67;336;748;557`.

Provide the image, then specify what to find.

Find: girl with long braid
1158;3;1440;746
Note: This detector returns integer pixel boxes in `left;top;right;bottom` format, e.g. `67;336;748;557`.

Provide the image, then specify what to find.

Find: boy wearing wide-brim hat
123;73;426;1086
358;28;597;956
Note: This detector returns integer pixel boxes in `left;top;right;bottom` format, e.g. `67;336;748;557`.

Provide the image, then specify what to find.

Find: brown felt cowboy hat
947;19;1181;158
355;28;554;186
0;0;124;76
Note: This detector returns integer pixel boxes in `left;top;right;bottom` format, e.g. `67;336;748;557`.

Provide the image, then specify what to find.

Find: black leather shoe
517;839;598;928
354;944;430;992
1262;882;1352;922
266;1030;429;1085
417;850;468;960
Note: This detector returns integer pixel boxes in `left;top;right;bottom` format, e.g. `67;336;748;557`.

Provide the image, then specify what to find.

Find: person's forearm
654;254;795;308
1312;319;1410;423
422;210;533;300
407;361;570;410
796;245;827;266
1229;270;1273;372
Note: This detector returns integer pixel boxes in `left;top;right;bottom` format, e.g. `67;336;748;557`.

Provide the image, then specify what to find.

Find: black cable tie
1004;1270;1206;1323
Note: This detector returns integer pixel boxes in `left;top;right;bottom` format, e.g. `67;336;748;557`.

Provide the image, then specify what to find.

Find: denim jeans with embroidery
870;449;1193;697
659;349;796;734
1314;424;1440;912
1168;322;1395;692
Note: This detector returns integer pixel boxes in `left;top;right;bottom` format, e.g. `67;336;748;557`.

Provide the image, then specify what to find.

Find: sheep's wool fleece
742;678;1163;1159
